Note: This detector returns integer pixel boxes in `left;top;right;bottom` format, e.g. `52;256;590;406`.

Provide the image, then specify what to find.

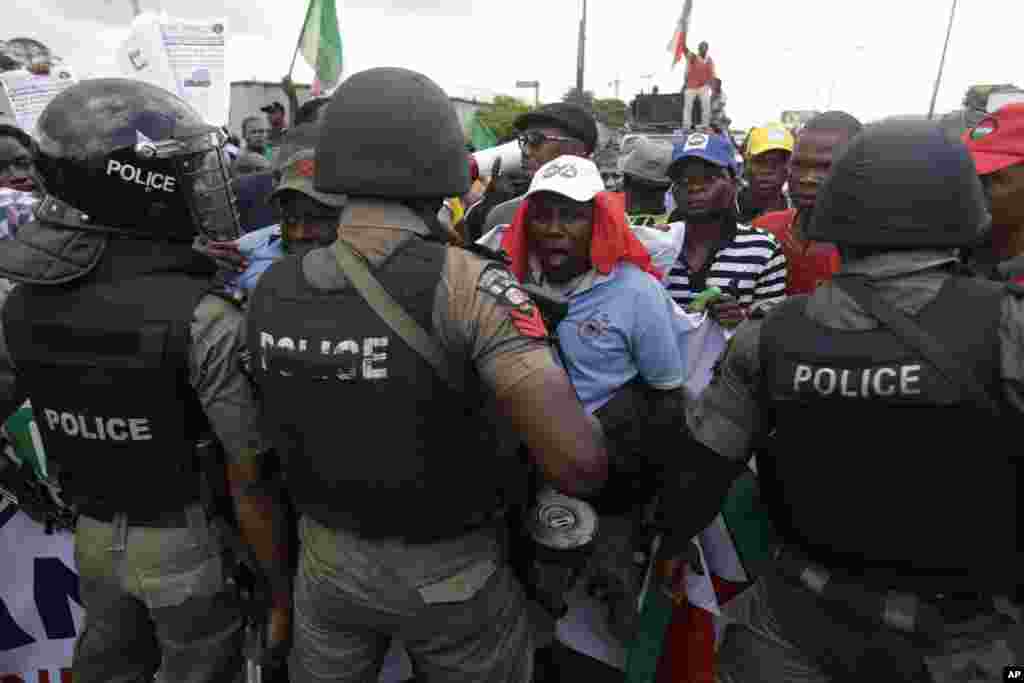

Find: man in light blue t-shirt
220;148;345;299
480;155;685;414
491;155;688;644
555;261;684;414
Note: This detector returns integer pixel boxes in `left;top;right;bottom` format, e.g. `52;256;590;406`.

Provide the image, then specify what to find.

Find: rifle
196;439;280;683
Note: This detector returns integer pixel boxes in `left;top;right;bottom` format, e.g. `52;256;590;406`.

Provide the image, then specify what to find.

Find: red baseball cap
964;103;1024;175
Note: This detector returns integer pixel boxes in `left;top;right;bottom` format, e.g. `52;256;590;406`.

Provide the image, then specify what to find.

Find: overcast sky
6;0;1022;129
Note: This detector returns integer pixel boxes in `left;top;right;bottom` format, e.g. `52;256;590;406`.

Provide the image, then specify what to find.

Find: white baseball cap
524;155;605;202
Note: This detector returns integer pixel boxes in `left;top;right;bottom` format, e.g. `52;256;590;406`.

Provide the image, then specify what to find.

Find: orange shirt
686;54;715;89
753;209;840;295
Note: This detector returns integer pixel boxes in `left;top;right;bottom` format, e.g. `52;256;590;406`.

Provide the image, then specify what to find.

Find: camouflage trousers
288;515;534;683
718;571;1023;683
72;505;245;683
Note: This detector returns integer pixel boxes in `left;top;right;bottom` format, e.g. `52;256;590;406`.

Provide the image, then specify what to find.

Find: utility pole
576;0;587;94
928;0;959;120
130;0;142;16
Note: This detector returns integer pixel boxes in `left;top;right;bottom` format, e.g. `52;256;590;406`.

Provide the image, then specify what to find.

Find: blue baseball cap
668;131;737;178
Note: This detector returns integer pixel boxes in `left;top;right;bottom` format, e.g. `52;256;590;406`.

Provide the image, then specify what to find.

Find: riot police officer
667;120;1024;681
0;79;291;682
246;67;608;683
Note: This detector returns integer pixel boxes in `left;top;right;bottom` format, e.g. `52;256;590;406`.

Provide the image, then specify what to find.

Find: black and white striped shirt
666;223;787;311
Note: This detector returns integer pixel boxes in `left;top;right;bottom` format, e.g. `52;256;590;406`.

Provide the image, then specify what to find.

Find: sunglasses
518;131;582;150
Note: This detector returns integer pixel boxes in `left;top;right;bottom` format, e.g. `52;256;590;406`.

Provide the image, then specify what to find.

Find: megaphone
472;140;522;178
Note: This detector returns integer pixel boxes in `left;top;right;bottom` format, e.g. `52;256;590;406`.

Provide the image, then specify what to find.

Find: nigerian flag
299;0;344;90
469;113;498;151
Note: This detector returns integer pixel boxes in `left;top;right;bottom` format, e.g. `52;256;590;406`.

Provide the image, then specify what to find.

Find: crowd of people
0;54;1023;683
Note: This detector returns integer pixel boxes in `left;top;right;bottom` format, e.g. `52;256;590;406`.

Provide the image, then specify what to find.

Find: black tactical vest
759;276;1018;590
3;260;214;518
247;239;508;542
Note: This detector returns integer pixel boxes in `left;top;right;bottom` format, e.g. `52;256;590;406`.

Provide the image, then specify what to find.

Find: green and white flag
299;0;344;91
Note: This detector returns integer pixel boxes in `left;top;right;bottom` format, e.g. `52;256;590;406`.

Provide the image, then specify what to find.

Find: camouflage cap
269;148;347;208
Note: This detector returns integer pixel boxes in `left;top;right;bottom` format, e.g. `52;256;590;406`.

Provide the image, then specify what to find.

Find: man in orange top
683;41;715;130
752;111;862;294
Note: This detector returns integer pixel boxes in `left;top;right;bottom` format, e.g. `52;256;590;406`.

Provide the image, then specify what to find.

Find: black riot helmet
315;67;470;199
806;119;990;248
33;78;240;242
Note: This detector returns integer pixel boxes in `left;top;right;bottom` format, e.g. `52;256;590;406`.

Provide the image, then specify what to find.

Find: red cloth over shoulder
500;191;662;282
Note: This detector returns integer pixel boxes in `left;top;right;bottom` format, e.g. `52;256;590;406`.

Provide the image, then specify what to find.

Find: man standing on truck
682;41;715;130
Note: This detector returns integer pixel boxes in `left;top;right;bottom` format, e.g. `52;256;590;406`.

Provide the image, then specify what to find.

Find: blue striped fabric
665;224;786;311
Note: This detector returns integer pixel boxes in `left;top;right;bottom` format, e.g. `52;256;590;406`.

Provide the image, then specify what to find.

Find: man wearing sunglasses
473;103;599;238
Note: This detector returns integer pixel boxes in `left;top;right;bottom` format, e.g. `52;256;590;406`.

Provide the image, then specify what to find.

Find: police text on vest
793;364;923;398
42;410;152;441
259;332;389;381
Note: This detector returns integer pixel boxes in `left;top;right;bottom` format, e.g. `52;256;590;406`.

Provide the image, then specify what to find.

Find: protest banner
118;13;229;126
0;502;81;683
0;68;77;135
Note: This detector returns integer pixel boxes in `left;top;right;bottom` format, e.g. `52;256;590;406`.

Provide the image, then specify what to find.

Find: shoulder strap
332;240;459;392
833;276;1000;417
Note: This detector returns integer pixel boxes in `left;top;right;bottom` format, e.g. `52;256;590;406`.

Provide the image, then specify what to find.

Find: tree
474;95;533;143
562;87;595;111
593;98;627;129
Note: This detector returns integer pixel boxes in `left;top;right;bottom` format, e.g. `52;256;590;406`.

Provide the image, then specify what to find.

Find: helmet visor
174;131;240;242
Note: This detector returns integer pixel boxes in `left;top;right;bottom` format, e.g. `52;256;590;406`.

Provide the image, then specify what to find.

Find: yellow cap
747;124;795;158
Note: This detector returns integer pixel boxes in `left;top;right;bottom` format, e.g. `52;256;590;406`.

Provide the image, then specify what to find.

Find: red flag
667;0;694;68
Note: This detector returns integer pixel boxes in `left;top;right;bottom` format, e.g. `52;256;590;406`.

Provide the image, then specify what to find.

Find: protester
682;120;1024;682
471;102;599;238
736;123;794;223
234;113;272;175
0;79;291;682
498;156;684;415
0;122;42;193
228;122;322;235
682;41;715;130
293;96;330;126
261;100;288;147
664;131;787;325
491;155;687;644
246;67;607;683
0;121;42;240
709;77;728;131
964;103;1024;283
462;166;530;244
437;154;482;246
620;137;675;226
749;112;860;296
232;148;345;294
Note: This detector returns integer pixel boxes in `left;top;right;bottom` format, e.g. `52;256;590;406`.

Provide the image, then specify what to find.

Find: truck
618;90;743;181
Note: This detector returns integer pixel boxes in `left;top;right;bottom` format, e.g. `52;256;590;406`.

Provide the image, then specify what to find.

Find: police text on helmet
259;332;389;381
42;409;152;441
105;159;177;193
792;364;923;398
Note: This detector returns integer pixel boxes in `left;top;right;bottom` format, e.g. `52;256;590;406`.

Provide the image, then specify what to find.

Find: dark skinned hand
708;292;749;328
193;236;249;273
